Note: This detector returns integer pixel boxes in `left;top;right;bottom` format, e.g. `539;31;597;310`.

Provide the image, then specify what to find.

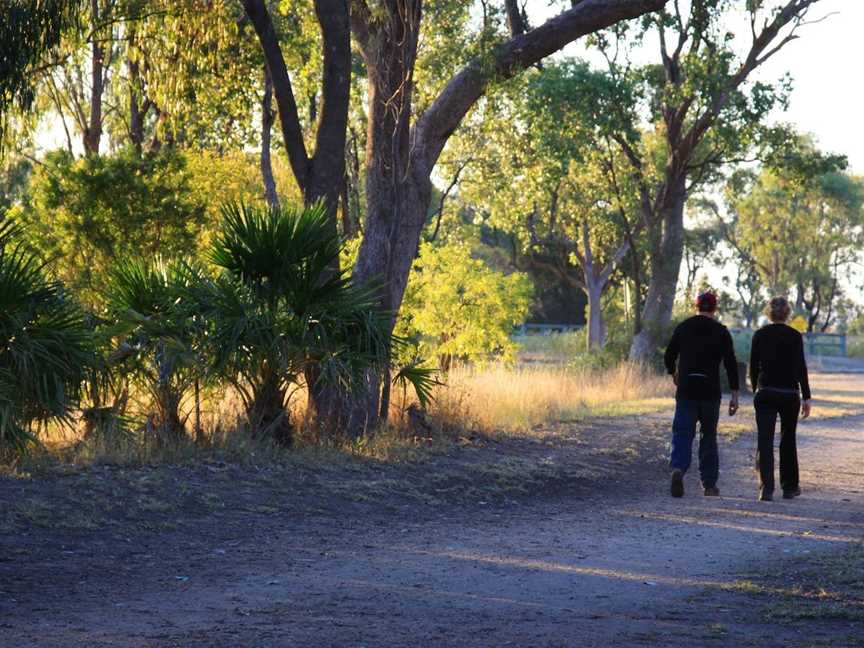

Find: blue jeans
670;398;720;488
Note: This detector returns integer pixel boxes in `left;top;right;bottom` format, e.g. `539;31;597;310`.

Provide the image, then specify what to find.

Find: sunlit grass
432;363;673;433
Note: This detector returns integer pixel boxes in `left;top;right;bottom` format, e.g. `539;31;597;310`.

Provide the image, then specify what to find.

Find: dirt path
3;374;864;647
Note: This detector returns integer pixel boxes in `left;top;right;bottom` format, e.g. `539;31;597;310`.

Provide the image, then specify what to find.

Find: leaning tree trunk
629;175;687;362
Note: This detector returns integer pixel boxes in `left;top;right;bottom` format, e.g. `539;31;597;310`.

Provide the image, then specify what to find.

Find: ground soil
2;373;863;647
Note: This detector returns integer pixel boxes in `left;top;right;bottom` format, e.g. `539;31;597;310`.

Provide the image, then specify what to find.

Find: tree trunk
629;175;687;361
247;373;291;445
585;279;606;349
344;0;665;433
260;65;280;210
128;56;145;154
345;3;424;434
83;0;104;155
241;0;352;432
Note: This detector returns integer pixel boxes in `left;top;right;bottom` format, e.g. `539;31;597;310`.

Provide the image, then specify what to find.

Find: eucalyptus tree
457;61;647;349
23;0;119;155
726;156;863;332
0;0;83;142
237;0;668;430
9;1;668;431
575;0;829;359
347;0;665;424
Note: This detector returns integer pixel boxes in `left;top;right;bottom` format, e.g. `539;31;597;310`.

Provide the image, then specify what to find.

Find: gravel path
3;374;863;647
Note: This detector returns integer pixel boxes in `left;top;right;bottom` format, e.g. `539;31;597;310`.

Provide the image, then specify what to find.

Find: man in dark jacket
664;292;740;498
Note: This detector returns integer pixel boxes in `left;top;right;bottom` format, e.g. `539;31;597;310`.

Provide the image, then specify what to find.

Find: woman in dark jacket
749;297;812;502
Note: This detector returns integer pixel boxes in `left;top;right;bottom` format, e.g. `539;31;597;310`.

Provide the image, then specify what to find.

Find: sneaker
759;488;773;502
782;488;801;499
704;486;720;497
670;469;684;498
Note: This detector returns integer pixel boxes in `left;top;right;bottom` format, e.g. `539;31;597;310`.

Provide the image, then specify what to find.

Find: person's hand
801;399;811;419
729;391;740;417
672;371;679;386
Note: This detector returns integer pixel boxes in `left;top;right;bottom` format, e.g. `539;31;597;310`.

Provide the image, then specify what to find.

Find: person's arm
664;326;681;381
723;329;740;415
749;330;760;392
797;333;812;418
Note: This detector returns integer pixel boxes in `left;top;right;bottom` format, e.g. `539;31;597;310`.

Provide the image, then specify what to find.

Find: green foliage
19;148;207;307
195;201;389;441
402;242;532;369
391;364;441;411
567;326;633;372
727;140;862;331
0;218;94;453
0;157;33;212
183;149;300;245
846;337;864;359
516;330;585;361
104;257;206;443
0;0;82;138
730;329;753;361
109;0;263;149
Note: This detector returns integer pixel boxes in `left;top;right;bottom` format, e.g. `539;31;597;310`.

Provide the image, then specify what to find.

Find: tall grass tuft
433;363;673;433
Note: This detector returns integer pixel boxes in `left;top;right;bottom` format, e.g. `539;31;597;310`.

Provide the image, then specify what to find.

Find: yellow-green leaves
401;242;532;369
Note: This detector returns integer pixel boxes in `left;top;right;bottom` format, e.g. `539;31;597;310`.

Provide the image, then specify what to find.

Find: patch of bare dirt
2;374;864;647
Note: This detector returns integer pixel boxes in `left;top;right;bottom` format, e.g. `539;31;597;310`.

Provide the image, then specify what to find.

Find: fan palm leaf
0;219;95;452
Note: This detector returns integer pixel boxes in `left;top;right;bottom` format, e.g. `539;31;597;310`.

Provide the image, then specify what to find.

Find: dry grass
432;363;673;433
4;363;675;473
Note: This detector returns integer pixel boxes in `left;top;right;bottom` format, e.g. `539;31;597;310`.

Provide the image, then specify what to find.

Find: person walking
664;292;740;498
749;297;812;502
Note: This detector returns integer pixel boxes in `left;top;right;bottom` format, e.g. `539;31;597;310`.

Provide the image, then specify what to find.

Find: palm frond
210;200;343;306
392;364;442;410
0;221;96;451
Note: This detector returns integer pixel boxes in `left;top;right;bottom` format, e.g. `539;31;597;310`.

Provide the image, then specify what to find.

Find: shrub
104;258;207;445
402;241;533;370
19;148;207;307
195;201;391;443
0;220;95;453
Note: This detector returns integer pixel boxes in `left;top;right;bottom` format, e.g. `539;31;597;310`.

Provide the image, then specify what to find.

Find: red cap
696;292;718;312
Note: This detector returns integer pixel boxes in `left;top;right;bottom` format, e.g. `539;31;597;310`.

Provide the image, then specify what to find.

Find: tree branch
309;0;351;202
242;0;311;191
504;0;529;36
680;0;822;157
414;0;667;173
429;157;471;242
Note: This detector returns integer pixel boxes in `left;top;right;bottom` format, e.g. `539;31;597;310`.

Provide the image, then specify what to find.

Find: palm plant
0;220;95;453
197;201;392;443
104;258;206;445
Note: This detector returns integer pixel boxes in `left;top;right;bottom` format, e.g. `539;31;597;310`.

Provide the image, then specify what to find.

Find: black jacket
749;323;811;400
664;315;739;401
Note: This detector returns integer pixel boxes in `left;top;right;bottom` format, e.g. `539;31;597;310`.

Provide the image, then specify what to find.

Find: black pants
754;390;800;494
